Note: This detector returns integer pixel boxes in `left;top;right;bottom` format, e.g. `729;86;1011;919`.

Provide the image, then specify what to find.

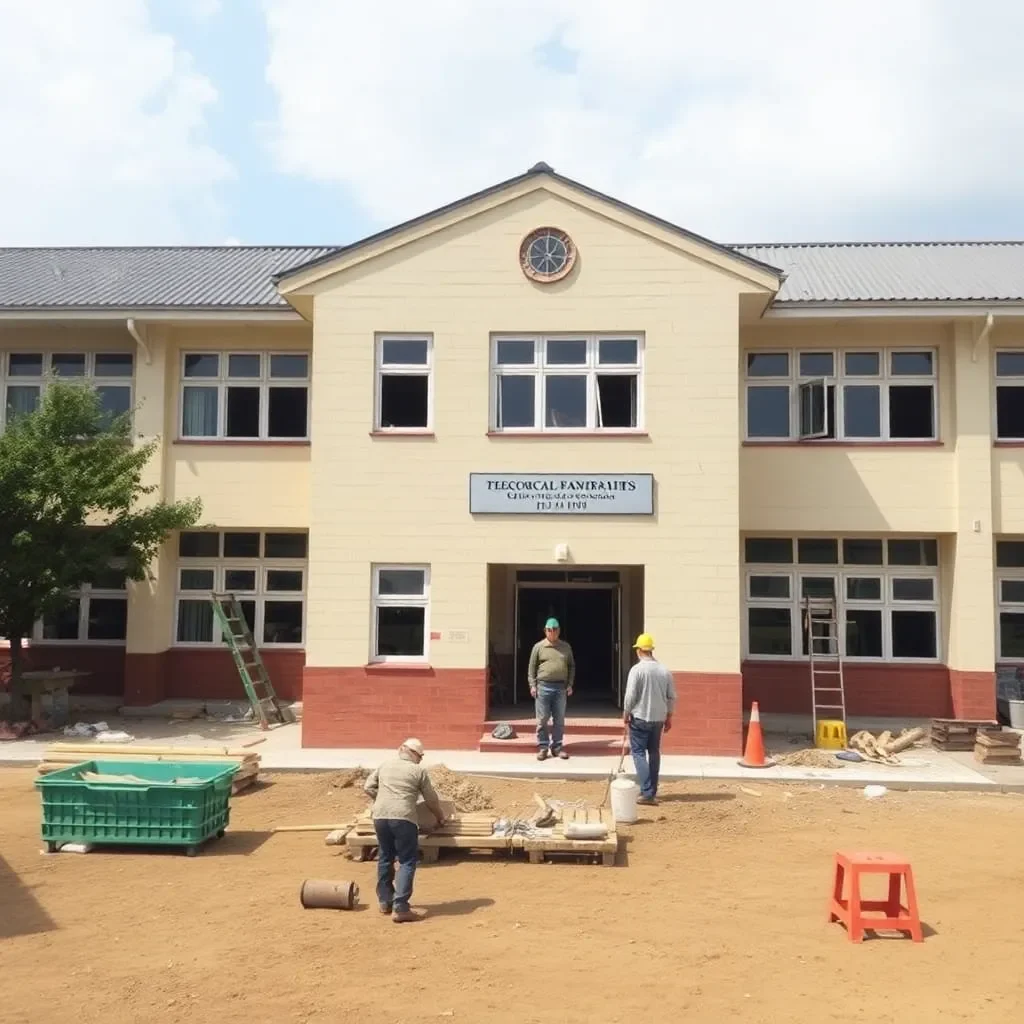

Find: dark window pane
1001;580;1024;603
803;610;836;657
264;600;303;644
495;340;535;365
264;533;308;559
87;598;127;640
184;353;219;377
377;569;426;596
843;385;881;438
888;385;934;438
228;354;261;378
747;607;792;655
997;541;1024;568
749;576;790;599
179;532;220;557
267;569;303;592
801;576;835;599
746;386;790;438
843;539;883;565
745;538;793;564
892;610;937;658
177;600;214;642
42;599;80;640
598;339;638;365
999;612;1024;658
497;375;535;427
596;375;637;428
846;577;882;601
996;352;1024;377
226;386;260;437
746;352;789;377
224;569;256;591
270;353;309;378
6;385;41;421
844;352;880;376
379;376;428;429
223;600;257;641
95;353;134;377
545;375;586;427
268;386;309;437
846;609;883;657
8;353;43;376
799;352;834;377
892;578;934;601
96;386;131;423
51;353;86;376
181;386;218;436
376;606;425;657
381;339;428;365
224;532;260;558
996;386;1024;440
891;351;933;376
180;568;215;590
92;566;128;590
799;382;833;438
888;539;938;566
546;339;587;365
798;538;838;564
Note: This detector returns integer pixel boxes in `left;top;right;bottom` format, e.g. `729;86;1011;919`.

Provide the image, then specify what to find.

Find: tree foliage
0;380;201;717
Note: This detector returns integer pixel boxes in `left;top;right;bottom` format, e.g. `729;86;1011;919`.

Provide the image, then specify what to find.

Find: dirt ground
2;767;1023;1024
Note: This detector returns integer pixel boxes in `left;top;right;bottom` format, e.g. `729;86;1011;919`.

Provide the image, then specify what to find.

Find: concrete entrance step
478;731;624;755
482;717;625;738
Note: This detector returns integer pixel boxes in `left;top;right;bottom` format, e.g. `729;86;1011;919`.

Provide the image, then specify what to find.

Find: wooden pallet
973;729;1023;765
930;719;999;751
521;807;619;866
345;812;509;863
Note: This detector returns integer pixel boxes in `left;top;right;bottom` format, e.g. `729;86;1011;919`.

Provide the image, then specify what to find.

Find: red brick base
1;645;125;697
742;661;955;718
663;671;743;755
302;665;487;749
949;669;996;721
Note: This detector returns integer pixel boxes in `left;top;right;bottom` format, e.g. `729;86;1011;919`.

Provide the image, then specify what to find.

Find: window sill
369;430;436;438
994;441;1024;448
486;430;649;439
174;439;311;447
743;656;942;665
742;440;942;448
171;644;305;651
364;661;434;674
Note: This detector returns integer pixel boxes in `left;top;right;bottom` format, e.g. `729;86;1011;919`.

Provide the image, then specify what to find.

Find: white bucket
610;775;638;824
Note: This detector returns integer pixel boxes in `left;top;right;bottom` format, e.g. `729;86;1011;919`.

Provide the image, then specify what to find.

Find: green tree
0;380;201;720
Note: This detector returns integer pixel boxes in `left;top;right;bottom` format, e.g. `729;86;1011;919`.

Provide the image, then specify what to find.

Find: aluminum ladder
210;593;294;729
804;596;847;735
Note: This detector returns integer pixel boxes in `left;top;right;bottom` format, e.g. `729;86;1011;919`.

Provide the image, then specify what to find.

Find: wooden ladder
210;593;294;730
804;596;847;735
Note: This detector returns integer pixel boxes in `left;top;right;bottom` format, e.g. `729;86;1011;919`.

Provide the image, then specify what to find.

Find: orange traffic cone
738;701;776;769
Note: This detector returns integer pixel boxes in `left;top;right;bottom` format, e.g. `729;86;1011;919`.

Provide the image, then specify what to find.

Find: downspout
125;317;152;364
971;312;994;362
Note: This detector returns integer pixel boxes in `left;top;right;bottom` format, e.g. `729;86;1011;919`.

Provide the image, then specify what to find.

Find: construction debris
974;729;1023;765
774;749;845;769
931;718;999;751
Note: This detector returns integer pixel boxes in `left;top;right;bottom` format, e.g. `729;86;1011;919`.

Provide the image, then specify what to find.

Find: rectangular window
997;544;1024;660
174;530;307;646
372;565;429;661
995;351;1024;440
743;535;939;661
1;351;134;431
491;334;643;432
743;348;937;442
35;565;128;644
180;352;310;440
375;335;432;430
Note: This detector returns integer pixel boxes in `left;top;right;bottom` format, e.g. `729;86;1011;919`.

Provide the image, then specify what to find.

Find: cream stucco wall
302;189;758;673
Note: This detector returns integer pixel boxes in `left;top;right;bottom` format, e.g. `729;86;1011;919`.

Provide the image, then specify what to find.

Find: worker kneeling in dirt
364;738;447;923
622;634;677;806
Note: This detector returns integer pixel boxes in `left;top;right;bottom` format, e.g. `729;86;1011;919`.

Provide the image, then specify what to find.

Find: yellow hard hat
634;633;655;651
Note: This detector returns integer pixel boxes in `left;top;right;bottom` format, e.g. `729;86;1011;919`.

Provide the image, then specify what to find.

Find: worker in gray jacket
528;617;576;761
622;633;676;805
364;738;447;923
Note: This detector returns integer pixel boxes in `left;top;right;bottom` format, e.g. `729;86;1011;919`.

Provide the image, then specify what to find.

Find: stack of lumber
35;742;262;794
973;728;1023;766
930;718;998;751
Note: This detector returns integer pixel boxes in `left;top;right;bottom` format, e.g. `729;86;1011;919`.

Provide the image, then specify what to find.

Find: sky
1;0;1023;247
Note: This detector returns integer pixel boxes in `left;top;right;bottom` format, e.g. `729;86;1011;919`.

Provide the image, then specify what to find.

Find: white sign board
469;473;654;515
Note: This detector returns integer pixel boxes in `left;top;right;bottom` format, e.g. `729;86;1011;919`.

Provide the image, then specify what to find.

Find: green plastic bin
35;760;237;856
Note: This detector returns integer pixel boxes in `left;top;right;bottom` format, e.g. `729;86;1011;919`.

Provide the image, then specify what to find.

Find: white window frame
1;350;135;432
993;349;1024;441
32;570;129;646
179;351;311;441
743;536;941;662
370;564;431;663
996;539;1024;660
174;530;307;648
489;333;645;433
374;334;434;432
743;348;938;443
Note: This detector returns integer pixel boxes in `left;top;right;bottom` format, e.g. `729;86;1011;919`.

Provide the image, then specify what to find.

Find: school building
3;162;1024;754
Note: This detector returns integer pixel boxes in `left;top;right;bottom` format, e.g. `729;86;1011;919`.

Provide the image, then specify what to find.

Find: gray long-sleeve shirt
622;658;677;723
364;756;444;825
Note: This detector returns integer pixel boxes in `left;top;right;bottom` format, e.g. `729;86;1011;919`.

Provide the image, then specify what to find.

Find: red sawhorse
828;851;923;943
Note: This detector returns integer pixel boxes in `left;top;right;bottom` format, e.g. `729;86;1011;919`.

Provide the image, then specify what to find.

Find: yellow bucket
815;719;847;750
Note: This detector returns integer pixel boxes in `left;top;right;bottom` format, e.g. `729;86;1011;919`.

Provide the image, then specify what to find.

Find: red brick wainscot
123;649;305;706
1;644;126;698
662;671;743;756
949;670;997;721
301;665;487;749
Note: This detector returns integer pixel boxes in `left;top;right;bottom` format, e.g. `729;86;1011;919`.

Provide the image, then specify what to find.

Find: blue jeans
535;683;567;751
374;819;419;913
628;718;664;799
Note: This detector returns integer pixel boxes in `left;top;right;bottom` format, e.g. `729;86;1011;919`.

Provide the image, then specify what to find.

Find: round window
520;227;576;282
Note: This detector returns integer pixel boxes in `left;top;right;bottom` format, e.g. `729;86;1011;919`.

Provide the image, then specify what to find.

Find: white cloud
0;0;232;244
263;0;1024;241
181;0;221;19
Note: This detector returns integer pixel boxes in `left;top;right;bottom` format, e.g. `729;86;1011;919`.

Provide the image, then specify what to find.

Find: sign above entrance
469;473;654;515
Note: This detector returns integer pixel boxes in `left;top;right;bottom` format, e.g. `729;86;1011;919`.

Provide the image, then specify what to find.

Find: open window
798;380;834;440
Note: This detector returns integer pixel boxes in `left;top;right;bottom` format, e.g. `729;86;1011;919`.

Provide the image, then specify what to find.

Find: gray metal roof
0;246;337;310
735;241;1024;303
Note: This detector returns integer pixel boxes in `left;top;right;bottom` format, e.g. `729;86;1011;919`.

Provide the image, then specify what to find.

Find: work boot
392;909;423;924
537;749;549;761
552;748;569;760
637;796;658;806
379;903;392;914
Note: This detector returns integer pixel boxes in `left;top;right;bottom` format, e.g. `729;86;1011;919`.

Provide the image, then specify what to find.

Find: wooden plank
272;822;352;833
48;742;258;757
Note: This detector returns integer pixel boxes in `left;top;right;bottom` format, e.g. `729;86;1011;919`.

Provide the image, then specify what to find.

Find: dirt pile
328;767;369;789
428;765;494;812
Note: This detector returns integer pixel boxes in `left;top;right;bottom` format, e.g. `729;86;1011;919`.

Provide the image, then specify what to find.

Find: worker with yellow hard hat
622;632;677;806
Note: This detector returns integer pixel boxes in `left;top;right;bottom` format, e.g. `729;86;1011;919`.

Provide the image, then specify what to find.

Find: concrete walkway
4;715;1023;792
